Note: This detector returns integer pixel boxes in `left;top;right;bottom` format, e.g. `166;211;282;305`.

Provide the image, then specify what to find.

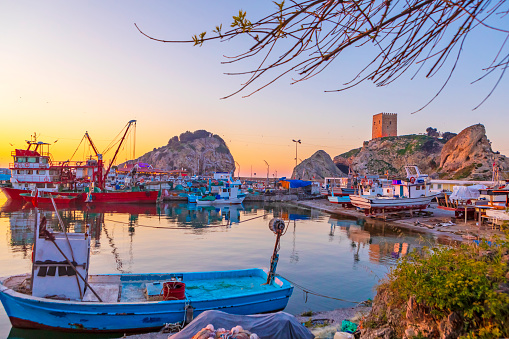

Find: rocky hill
333;124;509;180
291;150;346;180
133;130;235;175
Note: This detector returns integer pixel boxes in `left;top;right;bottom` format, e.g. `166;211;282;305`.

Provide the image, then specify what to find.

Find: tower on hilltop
372;113;397;139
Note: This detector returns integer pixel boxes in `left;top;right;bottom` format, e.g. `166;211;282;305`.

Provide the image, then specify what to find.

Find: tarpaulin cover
279;178;312;189
450;185;483;202
169;310;314;339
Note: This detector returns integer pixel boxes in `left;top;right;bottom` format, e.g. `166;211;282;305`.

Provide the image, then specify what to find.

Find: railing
9;163;50;170
10;175;57;183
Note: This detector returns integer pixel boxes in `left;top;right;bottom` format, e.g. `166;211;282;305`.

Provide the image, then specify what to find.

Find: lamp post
235;161;240;180
263;160;269;186
292;139;301;170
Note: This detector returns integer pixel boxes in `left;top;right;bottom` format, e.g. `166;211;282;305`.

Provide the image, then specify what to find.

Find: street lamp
292;139;301;170
235;161;240;180
263;160;269;186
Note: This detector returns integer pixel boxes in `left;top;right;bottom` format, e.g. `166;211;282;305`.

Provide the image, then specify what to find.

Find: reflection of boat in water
20;193;79;206
0;214;293;333
84;202;162;215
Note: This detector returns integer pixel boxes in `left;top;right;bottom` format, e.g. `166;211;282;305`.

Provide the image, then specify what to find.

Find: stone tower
372;113;397;139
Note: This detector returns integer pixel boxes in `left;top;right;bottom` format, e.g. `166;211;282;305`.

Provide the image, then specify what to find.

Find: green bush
384;240;509;338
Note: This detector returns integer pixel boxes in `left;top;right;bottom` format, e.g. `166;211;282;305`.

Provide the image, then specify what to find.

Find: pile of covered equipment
170;310;314;339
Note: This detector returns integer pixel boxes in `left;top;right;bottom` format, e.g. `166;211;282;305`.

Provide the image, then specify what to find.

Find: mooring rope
275;274;363;304
102;213;270;230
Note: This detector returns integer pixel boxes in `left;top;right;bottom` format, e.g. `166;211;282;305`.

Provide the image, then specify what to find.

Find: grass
452;164;476;179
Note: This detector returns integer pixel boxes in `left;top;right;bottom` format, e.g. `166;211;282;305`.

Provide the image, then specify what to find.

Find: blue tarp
280;178;312;188
0;174;11;181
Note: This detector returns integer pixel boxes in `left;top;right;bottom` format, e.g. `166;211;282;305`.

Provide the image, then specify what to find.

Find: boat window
27;157;37;163
416;185;420;190
36;183;45;188
41;158;48;164
47;183;55;188
27;170;33;175
438;184;442;189
17;157;26;163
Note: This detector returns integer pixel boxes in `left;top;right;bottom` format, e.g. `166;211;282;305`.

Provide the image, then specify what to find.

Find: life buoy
24;163;29;168
368;180;373;185
44;177;49;182
466;199;472;205
140;178;145;183
410;177;416;184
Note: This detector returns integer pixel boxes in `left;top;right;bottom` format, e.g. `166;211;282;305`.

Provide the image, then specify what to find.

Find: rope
102;213;270;230
275;274;362;304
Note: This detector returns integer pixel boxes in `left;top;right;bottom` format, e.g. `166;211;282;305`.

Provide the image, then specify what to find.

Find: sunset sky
1;1;508;177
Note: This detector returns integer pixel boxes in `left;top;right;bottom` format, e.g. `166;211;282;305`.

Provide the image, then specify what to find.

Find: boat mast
101;120;136;190
84;132;104;190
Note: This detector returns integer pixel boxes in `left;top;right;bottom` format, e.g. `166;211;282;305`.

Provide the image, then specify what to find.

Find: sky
1;1;508;177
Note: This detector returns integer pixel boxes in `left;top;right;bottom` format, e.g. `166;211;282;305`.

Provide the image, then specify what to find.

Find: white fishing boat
350;166;439;214
196;178;245;205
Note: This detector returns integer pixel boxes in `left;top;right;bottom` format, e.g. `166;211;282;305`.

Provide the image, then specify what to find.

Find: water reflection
0;198;446;338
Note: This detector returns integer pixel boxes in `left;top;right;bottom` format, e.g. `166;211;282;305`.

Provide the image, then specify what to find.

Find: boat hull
0;269;293;333
196;196;246;206
350;194;436;212
0;186;29;201
20;194;77;206
87;190;159;204
0;187;84;202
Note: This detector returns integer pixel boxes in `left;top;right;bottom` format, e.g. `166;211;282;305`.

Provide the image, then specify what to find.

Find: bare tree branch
135;0;509;108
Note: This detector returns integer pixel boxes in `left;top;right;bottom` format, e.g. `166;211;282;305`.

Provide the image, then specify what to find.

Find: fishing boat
195;178;245;205
350;166;439;214
0;269;292;333
0;213;292;333
1;122;160;205
0;135;95;201
327;194;352;207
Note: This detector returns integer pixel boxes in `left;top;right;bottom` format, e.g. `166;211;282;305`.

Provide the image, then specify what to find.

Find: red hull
0;187;27;200
88;190;159;204
21;195;76;206
2;186;159;204
1;187;84;202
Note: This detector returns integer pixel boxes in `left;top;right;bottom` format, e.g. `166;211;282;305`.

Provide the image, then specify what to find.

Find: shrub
383;240;509;338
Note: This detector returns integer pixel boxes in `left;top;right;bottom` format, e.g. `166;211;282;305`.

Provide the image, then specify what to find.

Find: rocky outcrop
334;134;443;177
134;130;235;175
334;124;509;180
291;150;345;180
439;124;509;180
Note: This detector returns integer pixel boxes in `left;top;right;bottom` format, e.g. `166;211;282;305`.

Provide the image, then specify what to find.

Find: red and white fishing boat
1;121;159;204
350;166;439;215
0;135;97;201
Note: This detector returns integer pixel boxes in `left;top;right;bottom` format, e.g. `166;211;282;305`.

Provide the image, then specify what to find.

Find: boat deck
80;272;276;303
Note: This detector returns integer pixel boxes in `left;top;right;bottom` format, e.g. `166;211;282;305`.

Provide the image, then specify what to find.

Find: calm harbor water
0;194;442;338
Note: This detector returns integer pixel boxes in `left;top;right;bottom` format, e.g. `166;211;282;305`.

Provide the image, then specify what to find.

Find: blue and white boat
0;213;293;333
0;269;292;333
196;181;246;205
